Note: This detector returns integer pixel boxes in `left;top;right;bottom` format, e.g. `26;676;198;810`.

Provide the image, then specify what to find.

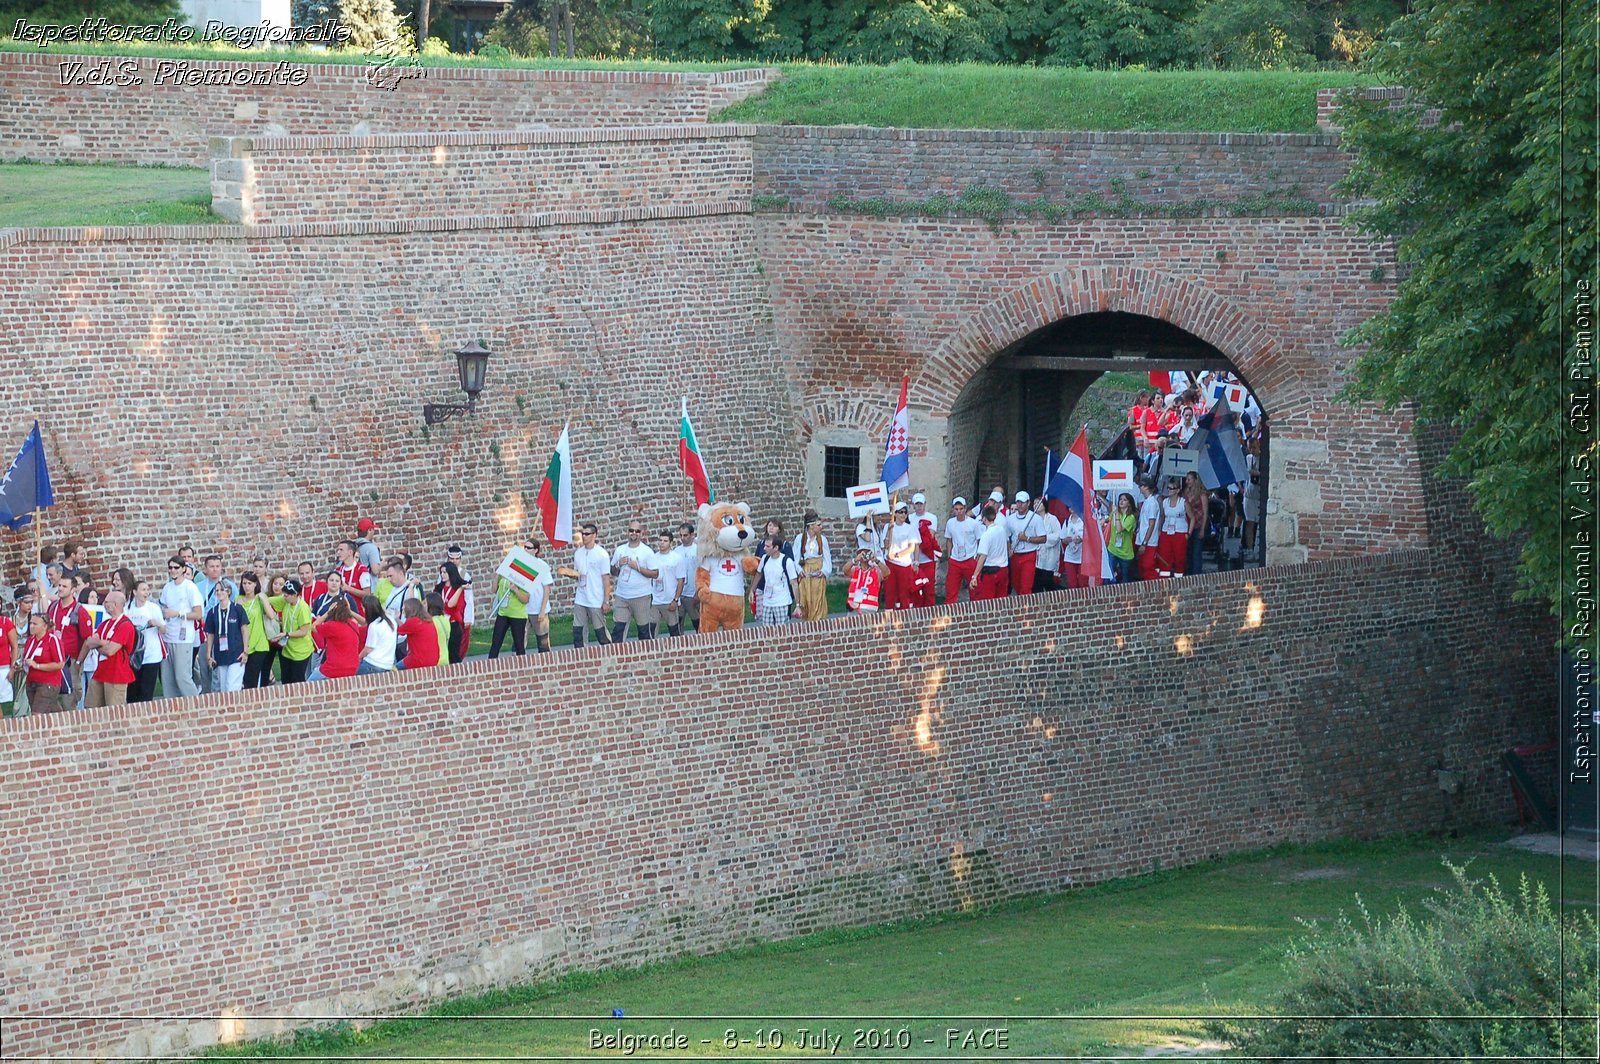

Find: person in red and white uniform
83;589;137;708
335;540;373;607
970;503;1011;602
17;613;66;714
884;502;921;610
942;497;981;604
847;548;882;612
908;492;939;606
1006;491;1046;596
0;593;20;710
1157;477;1190;576
1136;478;1163;581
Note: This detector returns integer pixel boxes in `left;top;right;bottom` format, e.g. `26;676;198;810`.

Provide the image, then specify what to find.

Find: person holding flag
1048;427;1115;587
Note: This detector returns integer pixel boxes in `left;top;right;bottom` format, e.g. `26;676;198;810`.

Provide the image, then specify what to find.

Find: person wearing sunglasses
157;558;203;699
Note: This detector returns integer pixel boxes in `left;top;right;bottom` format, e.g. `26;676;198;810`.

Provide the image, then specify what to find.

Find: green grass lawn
0;161;217;228
718;66;1377;132
209;833;1594;1061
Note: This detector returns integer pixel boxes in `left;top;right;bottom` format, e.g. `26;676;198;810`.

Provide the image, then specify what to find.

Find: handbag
260;597;283;644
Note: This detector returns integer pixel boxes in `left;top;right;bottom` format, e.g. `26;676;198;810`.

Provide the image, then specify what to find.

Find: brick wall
0;549;1554;1061
756;213;1416;562
0;211;801;601
0;51;778;166
211;125;756;225
1315;86;1437;133
753;126;1354;211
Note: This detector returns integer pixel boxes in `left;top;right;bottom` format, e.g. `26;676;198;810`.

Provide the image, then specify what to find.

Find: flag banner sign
1209;379;1229;405
880;375;910;492
1193;394;1248;489
0;421;54;531
1092;460;1136;491
496;546;553;596
1225;382;1250;409
847;481;890;518
678;398;714;506
535;424;573;548
1161;447;1202;480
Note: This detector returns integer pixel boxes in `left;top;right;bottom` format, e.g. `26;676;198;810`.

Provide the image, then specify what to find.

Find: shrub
1208;861;1598;1061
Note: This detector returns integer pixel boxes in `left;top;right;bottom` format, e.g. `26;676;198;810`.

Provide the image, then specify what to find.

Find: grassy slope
0;161;216;227
718;66;1378;132
211;834;1594;1060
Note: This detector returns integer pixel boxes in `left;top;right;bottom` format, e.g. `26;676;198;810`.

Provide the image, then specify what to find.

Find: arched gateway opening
946;311;1270;572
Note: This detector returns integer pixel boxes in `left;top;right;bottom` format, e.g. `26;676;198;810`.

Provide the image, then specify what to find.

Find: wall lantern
423;340;492;426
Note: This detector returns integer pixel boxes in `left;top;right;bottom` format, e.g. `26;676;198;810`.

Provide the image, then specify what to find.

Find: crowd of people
0;378;1261;717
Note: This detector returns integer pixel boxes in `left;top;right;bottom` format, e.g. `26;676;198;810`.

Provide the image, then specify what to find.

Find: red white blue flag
1067;427;1113;585
880;375;910;492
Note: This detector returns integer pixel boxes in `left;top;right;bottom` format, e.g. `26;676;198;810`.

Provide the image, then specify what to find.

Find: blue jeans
1112;555;1136;584
356;659;392;676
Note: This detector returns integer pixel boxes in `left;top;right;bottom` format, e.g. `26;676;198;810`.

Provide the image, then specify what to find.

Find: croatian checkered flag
881;375;910;492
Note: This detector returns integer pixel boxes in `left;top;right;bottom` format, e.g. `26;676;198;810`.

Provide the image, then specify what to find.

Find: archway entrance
946;311;1270;571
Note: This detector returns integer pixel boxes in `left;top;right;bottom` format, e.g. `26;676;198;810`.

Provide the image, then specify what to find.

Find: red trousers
974;567;1010;602
946;557;977;602
1157;532;1188;576
1138;546;1162;581
916;561;937;606
885;564;917;610
1010;551;1037;595
1062;565;1087;590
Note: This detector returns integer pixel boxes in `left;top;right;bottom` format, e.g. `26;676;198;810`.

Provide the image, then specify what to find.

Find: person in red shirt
16;613;66;714
396;599;441;669
309;598;364;681
83;589;137;708
0;599;20;712
296;562;327;608
47;582;90;698
335;540;373;606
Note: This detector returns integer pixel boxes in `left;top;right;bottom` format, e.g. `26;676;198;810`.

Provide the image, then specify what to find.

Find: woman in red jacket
309;599;364;681
16;613;66;713
433;561;469;664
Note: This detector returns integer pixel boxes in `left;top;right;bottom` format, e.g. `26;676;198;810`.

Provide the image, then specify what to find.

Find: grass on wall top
2;39;1380;132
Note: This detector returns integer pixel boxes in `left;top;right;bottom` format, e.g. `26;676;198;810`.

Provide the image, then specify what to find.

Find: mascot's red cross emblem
720;559;738;574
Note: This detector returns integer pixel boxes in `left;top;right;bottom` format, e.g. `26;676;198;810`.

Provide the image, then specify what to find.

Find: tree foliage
1336;0;1598;622
1211;864;1599;1060
0;0;182;24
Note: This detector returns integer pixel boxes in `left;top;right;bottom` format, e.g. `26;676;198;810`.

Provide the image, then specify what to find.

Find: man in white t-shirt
674;521;700;632
1006;491;1047;596
157;558;203;699
570;523;612;649
751;536;801;625
970;503;1011;601
942;496;981;603
610;520;660;642
1135;478;1162;582
1031;496;1063;593
650;530;686;637
909;492;939;607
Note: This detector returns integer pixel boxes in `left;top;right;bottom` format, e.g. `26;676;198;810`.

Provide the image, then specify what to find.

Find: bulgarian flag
536;423;573;548
679;398;714;506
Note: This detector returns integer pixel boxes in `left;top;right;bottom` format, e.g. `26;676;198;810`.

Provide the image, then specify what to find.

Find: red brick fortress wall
211;125;757;225
0;550;1553;1061
753;126;1353;210
0;50;778;166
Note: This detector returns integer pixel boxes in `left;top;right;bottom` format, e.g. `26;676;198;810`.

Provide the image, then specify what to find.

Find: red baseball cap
356;518;376;533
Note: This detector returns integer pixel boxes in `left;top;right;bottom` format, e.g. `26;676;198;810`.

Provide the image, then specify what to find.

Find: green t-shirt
241;596;270;654
1107;511;1138;561
268;595;315;661
493;576;530;620
432;615;451;653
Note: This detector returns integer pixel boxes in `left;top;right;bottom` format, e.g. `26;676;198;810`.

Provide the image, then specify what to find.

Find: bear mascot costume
695;501;760;633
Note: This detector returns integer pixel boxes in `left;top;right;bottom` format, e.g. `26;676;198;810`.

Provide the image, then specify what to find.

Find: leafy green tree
1336;0;1597;625
1045;0;1198;68
1186;0;1316;67
649;0;773;60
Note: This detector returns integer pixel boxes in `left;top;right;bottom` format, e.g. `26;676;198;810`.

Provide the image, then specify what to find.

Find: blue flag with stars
0;421;55;531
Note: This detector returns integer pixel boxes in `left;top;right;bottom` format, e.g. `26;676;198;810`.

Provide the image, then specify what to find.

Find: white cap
894;501;908;512
1014;490;1031;503
989;489;1005;502
952;496;967;507
911;492;926;504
